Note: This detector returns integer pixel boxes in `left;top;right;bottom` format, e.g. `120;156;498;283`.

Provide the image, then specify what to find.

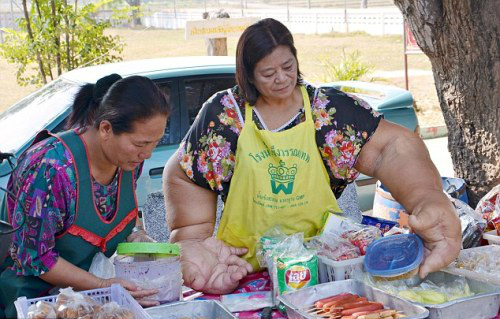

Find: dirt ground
0;28;445;127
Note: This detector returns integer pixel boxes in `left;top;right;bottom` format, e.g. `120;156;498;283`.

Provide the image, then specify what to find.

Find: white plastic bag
88;252;115;279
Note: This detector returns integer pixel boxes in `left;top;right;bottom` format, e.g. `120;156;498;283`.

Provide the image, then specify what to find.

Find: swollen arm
163;151;218;243
355;119;445;212
39;257;104;290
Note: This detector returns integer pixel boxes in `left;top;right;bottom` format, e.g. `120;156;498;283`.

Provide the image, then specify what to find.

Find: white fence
1;6;403;43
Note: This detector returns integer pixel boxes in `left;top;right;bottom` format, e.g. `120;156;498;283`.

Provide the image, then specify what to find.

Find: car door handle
149;167;164;177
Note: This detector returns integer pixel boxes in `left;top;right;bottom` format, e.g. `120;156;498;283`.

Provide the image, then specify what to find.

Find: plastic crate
14;284;152;319
318;255;364;283
443;245;500;286
483;230;500;245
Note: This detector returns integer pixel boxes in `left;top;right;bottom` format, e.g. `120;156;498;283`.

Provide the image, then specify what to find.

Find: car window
0;79;80;153
156;82;173;146
185;76;235;125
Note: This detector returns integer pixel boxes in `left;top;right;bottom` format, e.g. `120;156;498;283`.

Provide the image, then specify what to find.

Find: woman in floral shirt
179;82;380;201
164;18;461;297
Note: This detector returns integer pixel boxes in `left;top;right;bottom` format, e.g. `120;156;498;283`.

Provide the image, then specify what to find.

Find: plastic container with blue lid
364;233;424;280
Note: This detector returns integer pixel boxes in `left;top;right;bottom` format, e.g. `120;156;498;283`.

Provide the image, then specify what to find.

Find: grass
0;28;444;126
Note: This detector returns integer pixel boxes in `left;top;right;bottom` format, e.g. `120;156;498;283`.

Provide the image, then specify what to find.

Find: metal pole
173;0;177;28
241;0;243;16
344;0;348;32
204;0;207;12
287;0;289;22
308;0;311;9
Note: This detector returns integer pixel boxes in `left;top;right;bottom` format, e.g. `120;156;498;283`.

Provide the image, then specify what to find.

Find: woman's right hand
98;278;160;307
180;237;253;294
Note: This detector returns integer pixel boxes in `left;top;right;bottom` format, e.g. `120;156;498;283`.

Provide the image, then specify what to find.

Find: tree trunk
21;0;47;84
394;0;500;207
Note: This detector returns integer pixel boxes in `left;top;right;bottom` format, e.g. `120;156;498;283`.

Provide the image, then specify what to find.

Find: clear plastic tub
364;234;424;280
114;243;182;303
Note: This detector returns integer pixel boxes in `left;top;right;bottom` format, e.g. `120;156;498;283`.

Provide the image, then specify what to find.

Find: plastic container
483;230;500;245
444;245;500;286
114;242;182;303
364;234;424;280
14;284;152;319
317;255;364;283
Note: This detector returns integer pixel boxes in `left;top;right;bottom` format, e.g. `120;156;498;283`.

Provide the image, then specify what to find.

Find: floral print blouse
178;83;382;201
5;134;142;276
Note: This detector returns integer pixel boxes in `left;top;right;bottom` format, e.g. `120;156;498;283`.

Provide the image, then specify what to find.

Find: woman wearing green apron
164;18;461;295
0;74;169;317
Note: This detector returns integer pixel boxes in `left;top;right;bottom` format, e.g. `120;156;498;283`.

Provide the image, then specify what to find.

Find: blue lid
364;234;424;277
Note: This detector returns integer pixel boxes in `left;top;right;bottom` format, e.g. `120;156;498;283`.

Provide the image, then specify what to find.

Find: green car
0;56;417;212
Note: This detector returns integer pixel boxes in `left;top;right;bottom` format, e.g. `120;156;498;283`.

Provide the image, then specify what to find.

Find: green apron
0;130;138;318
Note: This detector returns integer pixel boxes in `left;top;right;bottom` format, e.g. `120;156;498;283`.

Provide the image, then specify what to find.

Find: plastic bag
221;291;273;312
88;252;115;279
27;301;57;319
475;184;500;234
55;288;98;318
321;214;381;256
257;229;318;306
451;197;487;248
305;235;360;261
363;273;474;304
93;301;134;319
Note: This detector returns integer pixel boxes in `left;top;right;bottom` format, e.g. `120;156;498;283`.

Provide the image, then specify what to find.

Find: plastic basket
443;245;500;286
483;230;500;245
14;284;152;319
317;255;364;283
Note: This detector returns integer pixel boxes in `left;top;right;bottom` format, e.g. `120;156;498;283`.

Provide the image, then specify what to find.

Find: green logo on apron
268;161;297;195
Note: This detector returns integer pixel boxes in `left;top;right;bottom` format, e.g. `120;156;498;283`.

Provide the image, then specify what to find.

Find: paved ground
423;137;454;178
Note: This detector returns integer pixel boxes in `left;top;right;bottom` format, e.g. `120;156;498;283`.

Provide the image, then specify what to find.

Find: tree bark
394;0;500;206
21;0;47;84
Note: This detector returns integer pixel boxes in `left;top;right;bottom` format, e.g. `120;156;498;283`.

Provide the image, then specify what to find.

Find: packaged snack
27;301;57;319
258;231;318;305
451;197;487;248
93;301;134;319
361;215;398;235
475;184;500;234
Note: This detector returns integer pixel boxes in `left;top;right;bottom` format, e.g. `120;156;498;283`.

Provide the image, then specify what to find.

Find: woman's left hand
408;192;462;278
127;229;156;242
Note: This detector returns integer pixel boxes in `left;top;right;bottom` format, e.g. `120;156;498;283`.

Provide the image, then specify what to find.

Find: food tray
443;245;500;286
387;271;500;319
278;279;429;319
14;284;152;319
318;255;364;283
146;300;236;319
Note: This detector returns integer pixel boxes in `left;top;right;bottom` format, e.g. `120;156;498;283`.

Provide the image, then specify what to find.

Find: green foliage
320;49;373;83
0;0;124;86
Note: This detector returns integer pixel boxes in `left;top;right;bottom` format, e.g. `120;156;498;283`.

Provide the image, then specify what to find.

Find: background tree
0;0;124;86
394;0;499;206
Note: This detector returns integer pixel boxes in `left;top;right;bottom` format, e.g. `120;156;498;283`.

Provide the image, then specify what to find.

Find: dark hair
236;18;302;105
67;74;170;134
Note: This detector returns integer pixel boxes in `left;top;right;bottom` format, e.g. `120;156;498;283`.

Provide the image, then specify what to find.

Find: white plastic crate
318;255;364;283
483;230;500;245
443;244;500;286
14;284;152;319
